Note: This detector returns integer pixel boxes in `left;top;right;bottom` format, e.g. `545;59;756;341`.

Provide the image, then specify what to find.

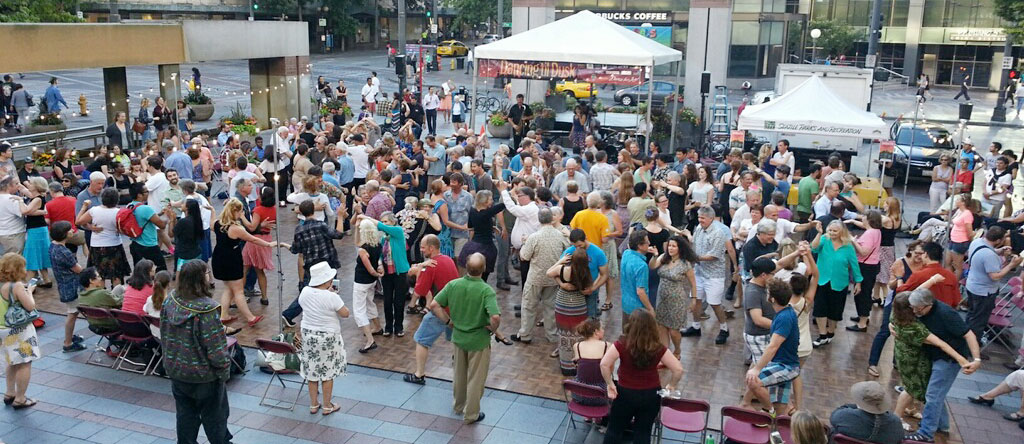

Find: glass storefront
923;0;1005;28
933;44;994;86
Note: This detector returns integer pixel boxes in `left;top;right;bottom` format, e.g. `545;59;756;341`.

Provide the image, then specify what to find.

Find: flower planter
24;123;68;142
486;122;512;139
189;104;215;121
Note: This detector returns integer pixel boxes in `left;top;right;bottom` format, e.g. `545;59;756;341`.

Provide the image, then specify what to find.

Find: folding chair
774;415;792;444
75;306;121;368
143;315;166;378
720;406;773;444
654;398;709;444
109;309;159;375
560;380;611;444
255;338;305;411
833;434;873;444
226;336;246;379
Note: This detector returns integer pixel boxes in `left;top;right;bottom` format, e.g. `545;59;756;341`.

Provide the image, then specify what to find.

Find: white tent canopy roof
737;75;887;139
473;10;682;67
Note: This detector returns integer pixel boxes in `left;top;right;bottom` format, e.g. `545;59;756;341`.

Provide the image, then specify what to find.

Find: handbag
2;283;39;328
132;119;147;134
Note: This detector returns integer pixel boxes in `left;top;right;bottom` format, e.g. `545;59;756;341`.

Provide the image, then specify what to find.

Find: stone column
902;0;925;81
249;59;272;129
510;0;555;105
158;64;182;110
250;57;310;129
102;67;129;126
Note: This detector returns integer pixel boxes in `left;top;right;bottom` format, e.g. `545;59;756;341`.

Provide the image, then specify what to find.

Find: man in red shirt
45;182;81;253
404;234;460;385
896;241;960;307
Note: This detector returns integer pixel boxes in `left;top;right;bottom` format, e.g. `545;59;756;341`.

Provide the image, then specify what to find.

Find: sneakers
812;334;833;348
680;327;701;337
62;342;86;353
715;329;729;345
281;316;296;328
903;433;933;443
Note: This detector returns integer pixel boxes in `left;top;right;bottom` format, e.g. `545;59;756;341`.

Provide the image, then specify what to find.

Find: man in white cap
830;381;904;444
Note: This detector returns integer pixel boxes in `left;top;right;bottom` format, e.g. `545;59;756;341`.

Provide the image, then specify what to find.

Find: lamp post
810;28;821;64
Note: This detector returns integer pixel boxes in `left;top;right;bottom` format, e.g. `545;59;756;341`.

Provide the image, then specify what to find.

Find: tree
445;0;510;33
0;0;81;23
260;0;358;45
994;0;1024;43
808;20;864;57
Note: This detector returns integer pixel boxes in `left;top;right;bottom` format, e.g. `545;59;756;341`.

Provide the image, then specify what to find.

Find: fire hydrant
78;94;89;116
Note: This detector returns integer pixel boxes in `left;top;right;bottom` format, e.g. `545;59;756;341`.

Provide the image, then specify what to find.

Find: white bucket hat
307;261;337;287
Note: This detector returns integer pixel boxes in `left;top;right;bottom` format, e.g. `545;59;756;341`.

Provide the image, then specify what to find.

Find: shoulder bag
2;283;39;329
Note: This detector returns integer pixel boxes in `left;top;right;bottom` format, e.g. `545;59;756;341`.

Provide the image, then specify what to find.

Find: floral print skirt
1;323;40;366
299;328;347;382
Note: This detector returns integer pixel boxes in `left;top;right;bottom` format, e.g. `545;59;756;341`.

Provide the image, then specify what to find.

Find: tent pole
645;66;654;148
470;62;479;130
669;60;682;153
273;144;283;336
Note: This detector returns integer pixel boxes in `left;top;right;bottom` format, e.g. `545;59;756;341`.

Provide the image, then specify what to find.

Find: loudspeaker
959;102;973;121
395;54;406;76
700;71;711;95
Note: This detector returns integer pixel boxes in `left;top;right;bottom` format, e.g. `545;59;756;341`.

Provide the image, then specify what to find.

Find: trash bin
959;102;974;121
873;69;890;82
457;57;465;70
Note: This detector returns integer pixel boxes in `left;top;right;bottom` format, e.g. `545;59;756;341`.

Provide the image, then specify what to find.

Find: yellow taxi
555;80;596;98
436;40;469;57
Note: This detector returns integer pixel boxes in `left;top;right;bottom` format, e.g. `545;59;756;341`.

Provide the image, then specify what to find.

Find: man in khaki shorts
0;175;29;254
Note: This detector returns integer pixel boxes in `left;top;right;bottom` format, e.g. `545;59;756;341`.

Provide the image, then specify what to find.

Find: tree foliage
444;0;511;31
994;0;1024;43
260;0;358;38
808;20;864;58
0;0;81;23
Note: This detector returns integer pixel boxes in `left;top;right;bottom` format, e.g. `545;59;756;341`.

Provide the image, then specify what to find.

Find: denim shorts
949;241;970;255
413;312;452;348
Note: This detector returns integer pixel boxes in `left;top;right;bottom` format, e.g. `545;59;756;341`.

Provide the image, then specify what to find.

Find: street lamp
810;28;821;64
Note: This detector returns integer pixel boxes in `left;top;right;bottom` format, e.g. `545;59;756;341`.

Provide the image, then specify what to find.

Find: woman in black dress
559;181;585;225
457;190;505;284
641;207;670;307
212;198;281;328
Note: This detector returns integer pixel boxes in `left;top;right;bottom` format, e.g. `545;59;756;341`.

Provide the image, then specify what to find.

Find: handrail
875;65;908;80
0;124;104;144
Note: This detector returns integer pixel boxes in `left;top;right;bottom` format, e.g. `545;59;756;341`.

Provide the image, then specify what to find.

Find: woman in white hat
299;261;350;416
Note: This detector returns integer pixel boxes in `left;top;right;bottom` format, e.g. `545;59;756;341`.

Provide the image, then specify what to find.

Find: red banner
476;59;645;85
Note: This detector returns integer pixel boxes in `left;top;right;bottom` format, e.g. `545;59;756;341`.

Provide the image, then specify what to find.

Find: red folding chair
654;398;709;444
75;306;121;368
720;406;773;444
560;380;611;444
109;309;159;375
774;415;792;444
143;315;166;378
255;338;306;411
833;433;873;444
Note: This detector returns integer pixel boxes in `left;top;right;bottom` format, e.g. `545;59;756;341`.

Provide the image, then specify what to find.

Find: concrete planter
486;122;512;139
189;104;215;121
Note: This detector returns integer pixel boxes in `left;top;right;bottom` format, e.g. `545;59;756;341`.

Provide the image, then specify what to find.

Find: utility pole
992;34;1013;122
497;0;503;36
431;0;438;44
374;1;380;49
398;0;407;95
108;0;120;22
865;0;882;111
248;0;254;20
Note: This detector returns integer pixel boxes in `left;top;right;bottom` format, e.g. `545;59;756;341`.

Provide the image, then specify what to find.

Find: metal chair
109;309;159;375
654;398;709;444
142;315;166;378
559;380;611;444
75;306;121;368
720;406;773;444
255;338;306;411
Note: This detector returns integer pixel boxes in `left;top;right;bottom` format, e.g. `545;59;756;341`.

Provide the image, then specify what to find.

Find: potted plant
222;103;260;143
24;112;67;141
486;111;512;139
184;90;214;121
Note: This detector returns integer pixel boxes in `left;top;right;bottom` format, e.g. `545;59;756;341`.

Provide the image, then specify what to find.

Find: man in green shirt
428;253;500;424
796;164;822;223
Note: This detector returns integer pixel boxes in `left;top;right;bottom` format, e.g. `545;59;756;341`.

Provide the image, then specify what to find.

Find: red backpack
116;203;149;238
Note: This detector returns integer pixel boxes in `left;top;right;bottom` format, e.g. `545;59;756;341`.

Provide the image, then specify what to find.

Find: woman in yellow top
810;220;862;348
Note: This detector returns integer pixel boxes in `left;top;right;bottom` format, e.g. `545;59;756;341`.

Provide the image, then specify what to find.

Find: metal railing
1;124;106;159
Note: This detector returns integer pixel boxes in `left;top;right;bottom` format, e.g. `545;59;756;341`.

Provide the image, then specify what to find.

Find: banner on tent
476;59;645;85
762;120;880;137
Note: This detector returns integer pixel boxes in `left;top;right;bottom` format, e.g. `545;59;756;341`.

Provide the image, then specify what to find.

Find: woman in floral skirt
299;261;350;416
0;253;41;410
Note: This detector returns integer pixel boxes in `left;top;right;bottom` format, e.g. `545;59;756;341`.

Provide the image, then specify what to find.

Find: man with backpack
965;226;1023;341
123;182;169;272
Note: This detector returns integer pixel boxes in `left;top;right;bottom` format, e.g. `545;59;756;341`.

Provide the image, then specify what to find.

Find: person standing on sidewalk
428;253;501;425
423;87;440;136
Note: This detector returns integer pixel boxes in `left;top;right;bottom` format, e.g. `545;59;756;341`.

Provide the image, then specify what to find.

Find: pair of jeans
425;109;437;134
919;359;961;438
868;299;894;366
585;291;599;319
966;291;997;341
171;378;232;444
495;236;510;284
381;272;408;334
282;265;313;322
603;384;660;444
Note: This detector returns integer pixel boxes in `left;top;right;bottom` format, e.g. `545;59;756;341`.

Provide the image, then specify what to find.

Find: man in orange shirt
896;241;960;307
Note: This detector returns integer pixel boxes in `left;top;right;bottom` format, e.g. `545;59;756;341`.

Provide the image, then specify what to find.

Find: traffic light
253;1;259;10
426;11;432;18
1010;69;1019;80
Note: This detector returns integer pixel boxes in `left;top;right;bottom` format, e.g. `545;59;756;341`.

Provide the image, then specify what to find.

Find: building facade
555;0;1016;90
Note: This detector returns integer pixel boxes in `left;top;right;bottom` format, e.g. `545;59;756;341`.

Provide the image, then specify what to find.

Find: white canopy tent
470;10;683;146
737;75;887;139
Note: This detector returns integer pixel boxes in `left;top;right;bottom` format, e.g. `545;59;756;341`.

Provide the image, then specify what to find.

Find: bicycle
473;94;500;114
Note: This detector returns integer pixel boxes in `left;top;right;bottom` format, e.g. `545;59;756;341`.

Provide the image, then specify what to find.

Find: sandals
3;395;13;405
247;316;264;327
549;349;559;358
494;335;513;346
371;329;385;336
403;373;426;385
220;317;238;325
1003;412;1024;422
11;398;36;410
600;303;613;311
310;404;321;414
867;366;880;377
406;306;422;315
322;402;340;416
358;343;378;354
260;298;269;306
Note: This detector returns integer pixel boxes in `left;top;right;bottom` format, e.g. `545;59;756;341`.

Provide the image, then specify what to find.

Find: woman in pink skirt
243;187;277;305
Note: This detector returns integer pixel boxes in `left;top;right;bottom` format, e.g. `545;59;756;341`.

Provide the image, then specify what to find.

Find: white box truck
749;64;874;171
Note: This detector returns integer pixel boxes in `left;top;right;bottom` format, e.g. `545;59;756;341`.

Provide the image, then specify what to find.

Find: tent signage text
477;59;645;84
